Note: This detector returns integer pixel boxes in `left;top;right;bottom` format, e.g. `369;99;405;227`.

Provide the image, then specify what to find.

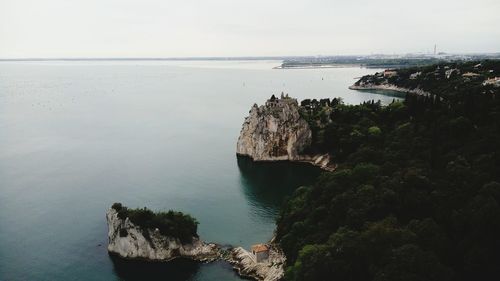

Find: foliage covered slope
111;203;199;243
276;61;500;281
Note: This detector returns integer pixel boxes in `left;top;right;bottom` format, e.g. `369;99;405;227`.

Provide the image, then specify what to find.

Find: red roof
251;244;269;253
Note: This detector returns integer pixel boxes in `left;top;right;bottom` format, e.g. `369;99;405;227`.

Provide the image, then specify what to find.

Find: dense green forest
277;61;500;281
111;203;199;243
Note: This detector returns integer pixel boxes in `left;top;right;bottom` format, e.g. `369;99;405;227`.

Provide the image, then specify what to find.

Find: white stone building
251;244;270;263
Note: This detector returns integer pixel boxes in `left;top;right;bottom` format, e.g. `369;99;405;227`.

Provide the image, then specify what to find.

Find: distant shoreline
349;84;430;96
273;63;361;69
276;63;442;70
0;57;286;62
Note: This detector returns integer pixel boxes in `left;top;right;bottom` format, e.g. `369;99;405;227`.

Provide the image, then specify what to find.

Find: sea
0;60;397;281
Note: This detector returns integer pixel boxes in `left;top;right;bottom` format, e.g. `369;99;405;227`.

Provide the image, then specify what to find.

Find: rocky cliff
237;94;335;171
237;95;312;161
106;208;219;262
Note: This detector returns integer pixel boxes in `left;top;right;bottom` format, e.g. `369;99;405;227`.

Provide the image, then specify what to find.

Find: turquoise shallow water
0;60;395;281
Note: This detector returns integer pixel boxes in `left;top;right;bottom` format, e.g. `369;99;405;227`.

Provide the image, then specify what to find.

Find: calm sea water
0;60;395;281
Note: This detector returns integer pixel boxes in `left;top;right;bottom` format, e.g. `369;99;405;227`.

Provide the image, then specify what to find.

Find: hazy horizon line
2;52;500;62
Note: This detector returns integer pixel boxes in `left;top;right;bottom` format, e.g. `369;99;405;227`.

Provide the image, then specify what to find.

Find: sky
0;0;499;58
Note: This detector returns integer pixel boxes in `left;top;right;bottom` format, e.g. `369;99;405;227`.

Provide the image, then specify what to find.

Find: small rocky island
107;203;285;281
107;203;219;262
237;93;335;171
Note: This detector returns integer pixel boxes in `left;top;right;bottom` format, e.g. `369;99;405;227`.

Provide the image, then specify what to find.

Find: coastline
236;153;336;172
227;244;285;281
274;63;426;70
348;84;430;96
107;206;286;281
273;63;360;69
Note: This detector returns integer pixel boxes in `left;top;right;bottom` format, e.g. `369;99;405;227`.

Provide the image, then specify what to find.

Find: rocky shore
236;94;336;171
293;153;336;172
107;205;285;281
228;245;285;281
349;83;430;96
349;69;432;96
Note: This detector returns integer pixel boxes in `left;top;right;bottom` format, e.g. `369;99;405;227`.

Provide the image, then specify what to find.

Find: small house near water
251;244;270;262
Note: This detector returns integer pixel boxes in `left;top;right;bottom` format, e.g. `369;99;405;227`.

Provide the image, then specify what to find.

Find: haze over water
0;60;396;281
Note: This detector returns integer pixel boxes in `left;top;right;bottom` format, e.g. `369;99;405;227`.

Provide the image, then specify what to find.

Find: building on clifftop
384;69;398;78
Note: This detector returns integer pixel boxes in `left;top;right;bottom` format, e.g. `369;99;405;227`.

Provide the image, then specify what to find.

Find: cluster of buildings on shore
379;63;499;87
483;77;500;87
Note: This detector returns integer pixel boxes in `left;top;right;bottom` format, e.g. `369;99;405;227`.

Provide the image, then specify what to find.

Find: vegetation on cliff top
112;203;199;243
277;60;500;281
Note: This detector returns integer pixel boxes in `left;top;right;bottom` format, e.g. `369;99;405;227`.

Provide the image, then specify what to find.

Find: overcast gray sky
1;0;499;58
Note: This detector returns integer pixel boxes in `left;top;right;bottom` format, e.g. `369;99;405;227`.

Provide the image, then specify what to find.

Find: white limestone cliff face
106;208;219;262
228;245;285;281
237;96;312;161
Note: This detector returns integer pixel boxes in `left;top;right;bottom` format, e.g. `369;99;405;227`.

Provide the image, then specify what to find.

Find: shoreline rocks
228;245;285;281
349;83;430;96
292;153;336;172
236;153;336;172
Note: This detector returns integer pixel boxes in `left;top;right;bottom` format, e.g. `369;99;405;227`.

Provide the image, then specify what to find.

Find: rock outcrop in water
237;94;335;171
237;94;311;161
106;207;219;262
